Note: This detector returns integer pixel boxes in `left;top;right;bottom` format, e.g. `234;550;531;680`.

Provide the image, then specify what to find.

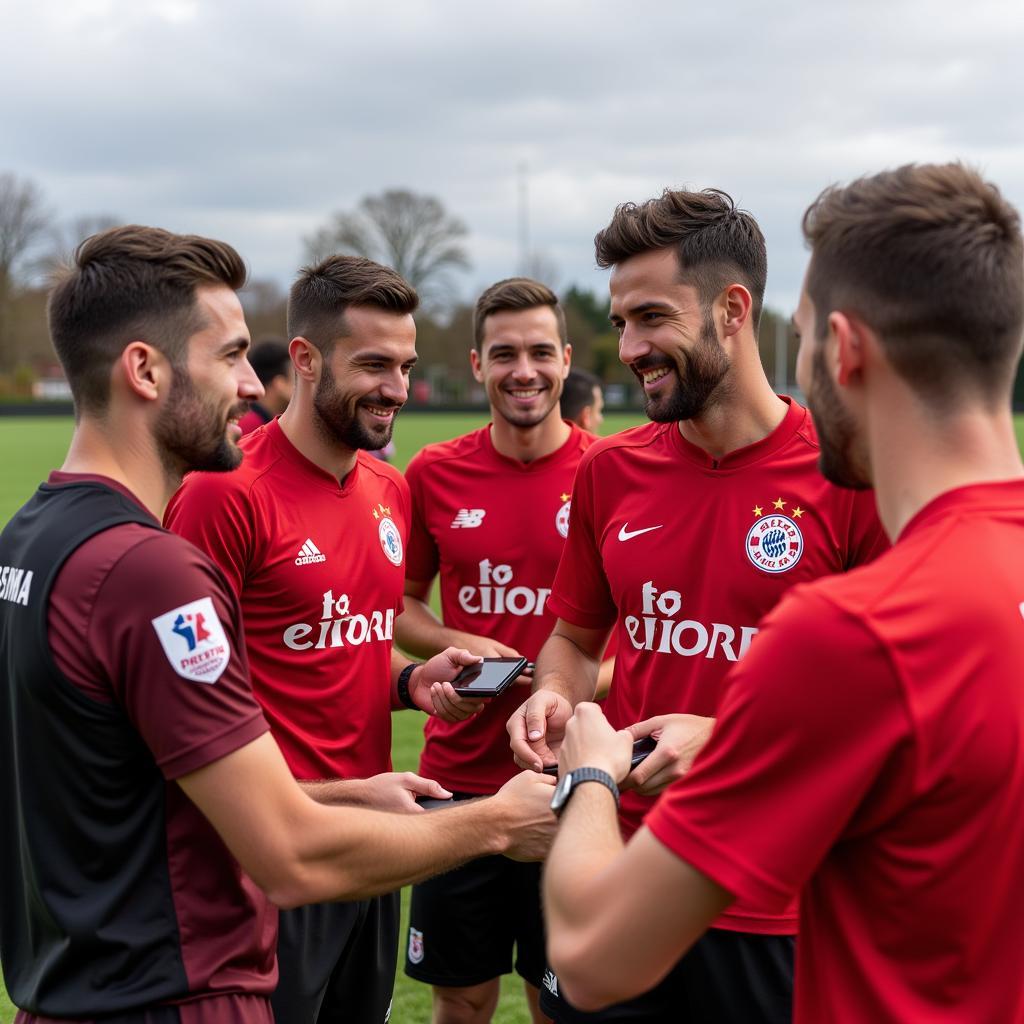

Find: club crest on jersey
151;596;230;683
556;493;571;538
379;517;403;566
747;498;805;574
408;927;424;964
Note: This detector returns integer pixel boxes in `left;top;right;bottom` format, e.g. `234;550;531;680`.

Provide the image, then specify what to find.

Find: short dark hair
802;163;1024;405
473;277;567;349
287;255;419;355
47;225;247;415
560;367;602;421
248;340;291;387
594;188;767;330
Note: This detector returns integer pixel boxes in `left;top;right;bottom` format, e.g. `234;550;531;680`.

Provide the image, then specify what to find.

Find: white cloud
2;0;1023;314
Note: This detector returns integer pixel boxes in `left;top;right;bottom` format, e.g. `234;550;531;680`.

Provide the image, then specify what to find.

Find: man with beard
396;278;612;1024
0;229;558;1023
540;163;1024;1023
507;189;887;1023
165;255;515;1024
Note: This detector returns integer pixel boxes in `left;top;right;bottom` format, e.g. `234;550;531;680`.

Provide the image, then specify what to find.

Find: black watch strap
551;767;620;818
397;663;420;710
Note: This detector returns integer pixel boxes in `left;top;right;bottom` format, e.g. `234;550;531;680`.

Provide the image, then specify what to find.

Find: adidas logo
295;539;327;566
451;508;486;529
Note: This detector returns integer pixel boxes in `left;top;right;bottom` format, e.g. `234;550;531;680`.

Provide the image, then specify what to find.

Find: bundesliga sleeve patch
151;597;232;684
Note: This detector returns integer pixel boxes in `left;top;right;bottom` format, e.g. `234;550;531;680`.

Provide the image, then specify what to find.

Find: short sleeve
90;533;268;779
404;453;441;582
165;472;254;597
646;586;911;911
546;449;617;630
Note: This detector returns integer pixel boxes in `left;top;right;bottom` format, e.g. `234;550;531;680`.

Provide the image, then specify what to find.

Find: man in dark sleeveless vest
0;226;557;1023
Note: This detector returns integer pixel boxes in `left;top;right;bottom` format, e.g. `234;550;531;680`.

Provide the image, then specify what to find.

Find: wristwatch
550;767;620;818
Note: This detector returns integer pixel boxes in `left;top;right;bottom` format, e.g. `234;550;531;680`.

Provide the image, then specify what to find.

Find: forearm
594;656;615;701
300;777;377;807
278;795;513;905
545;785;624;937
534;629;601;705
395;598;485;659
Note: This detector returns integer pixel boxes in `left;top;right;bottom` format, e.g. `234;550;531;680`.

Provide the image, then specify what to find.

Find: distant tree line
6;171;1005;408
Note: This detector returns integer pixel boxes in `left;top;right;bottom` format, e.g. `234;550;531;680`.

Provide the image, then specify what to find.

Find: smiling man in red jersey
508;190;888;1023
166;256;541;1024
542;163;1024;1024
396;278;613;1024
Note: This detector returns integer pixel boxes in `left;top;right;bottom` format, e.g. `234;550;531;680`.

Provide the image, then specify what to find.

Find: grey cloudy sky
4;0;1024;317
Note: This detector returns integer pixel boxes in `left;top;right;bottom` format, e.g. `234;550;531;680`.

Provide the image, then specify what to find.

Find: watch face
550;771;573;815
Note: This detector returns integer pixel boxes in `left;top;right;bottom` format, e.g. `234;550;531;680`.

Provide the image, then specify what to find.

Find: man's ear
720;284;753;340
119;341;168;403
829;312;867;388
578;405;593;432
289;337;321;383
470;347;484;384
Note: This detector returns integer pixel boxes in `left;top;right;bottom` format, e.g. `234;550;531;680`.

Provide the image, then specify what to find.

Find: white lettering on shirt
623;580;758;662
457;559;551;618
0;564;33;607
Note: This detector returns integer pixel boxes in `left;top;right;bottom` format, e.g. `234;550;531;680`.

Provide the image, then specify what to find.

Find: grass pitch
2;407;1023;1023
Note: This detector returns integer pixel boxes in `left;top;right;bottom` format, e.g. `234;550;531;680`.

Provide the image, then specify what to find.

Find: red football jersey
165;419;410;780
647;480;1024;1023
406;423;598;793
547;398;887;933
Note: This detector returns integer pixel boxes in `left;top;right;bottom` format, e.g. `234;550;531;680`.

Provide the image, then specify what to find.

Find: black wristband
397;662;420;710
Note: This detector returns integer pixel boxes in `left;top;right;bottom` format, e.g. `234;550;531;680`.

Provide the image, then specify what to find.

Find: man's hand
357;772;452;812
410;648;486;722
507;690;574;772
623;714;715;795
560;702;633;783
491;770;558;862
446;634;535;685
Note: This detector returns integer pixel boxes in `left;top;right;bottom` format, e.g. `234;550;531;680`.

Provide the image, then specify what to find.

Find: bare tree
305;189;471;309
0;172;52;369
43;214;122;278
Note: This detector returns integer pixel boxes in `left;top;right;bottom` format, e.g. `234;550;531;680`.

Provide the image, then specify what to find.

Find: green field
3;408;1024;1023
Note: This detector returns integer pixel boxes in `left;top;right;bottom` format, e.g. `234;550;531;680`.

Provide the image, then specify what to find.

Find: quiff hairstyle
473;277;567;350
48;225;246;415
287;255;419;355
802;163;1024;405
594;188;768;330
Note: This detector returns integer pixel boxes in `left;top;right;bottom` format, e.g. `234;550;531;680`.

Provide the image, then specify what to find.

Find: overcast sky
4;0;1024;317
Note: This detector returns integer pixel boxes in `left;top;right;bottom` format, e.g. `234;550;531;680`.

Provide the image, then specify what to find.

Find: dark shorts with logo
539;929;794;1024
272;893;400;1024
404;798;546;990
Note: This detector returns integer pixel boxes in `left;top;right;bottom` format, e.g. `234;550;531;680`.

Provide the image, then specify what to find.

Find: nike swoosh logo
617;523;663;542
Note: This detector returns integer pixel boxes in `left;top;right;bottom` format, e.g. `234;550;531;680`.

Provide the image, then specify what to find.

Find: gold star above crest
380;504;392;517
772;497;786;510
372;508;380;520
792;506;805;518
752;505;764;518
560;493;571;503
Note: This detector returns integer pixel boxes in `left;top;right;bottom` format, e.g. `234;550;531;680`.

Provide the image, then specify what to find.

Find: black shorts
272;892;400;1024
404;810;546;990
539;929;794;1024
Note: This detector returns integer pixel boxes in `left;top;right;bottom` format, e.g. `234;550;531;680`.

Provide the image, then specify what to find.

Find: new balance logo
295;539;327;566
451;509;486;529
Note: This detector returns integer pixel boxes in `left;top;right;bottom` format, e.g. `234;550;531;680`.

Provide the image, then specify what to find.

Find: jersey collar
667;396;805;472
